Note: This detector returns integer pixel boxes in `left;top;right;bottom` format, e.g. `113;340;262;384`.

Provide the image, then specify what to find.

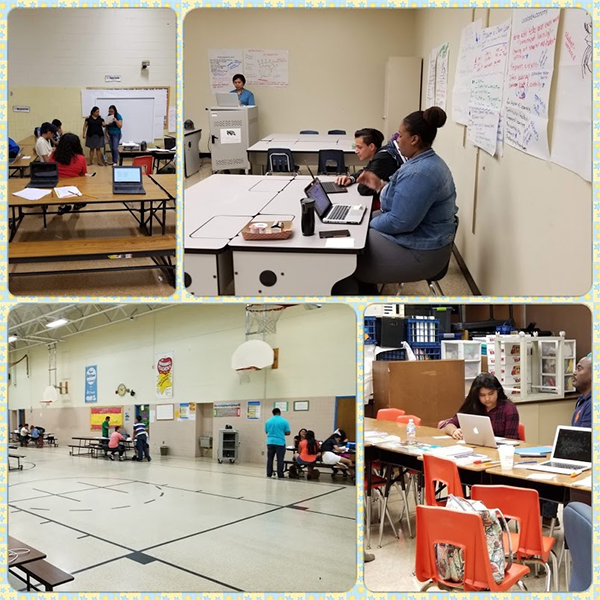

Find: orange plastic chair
396;415;422;426
376;408;405;421
133;155;153;175
471;484;557;590
364;472;399;549
423;454;464;506
518;423;526;442
415;504;530;591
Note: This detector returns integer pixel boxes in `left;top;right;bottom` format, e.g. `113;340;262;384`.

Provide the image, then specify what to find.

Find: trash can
160;445;169;456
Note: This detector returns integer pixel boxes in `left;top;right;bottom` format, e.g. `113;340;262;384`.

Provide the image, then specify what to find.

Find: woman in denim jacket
339;107;457;294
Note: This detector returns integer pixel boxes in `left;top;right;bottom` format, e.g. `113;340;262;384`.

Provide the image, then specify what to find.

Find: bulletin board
156;403;175;421
90;407;123;430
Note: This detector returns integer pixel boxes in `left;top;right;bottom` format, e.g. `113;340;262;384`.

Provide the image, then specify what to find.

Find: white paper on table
571;475;591;488
432;435;451;439
527;473;556;481
12;188;52;201
22;155;31;159
371;435;401;445
325;237;355;249
54;186;82;199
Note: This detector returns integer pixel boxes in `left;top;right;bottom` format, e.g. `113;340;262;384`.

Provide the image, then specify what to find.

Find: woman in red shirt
50;133;88;214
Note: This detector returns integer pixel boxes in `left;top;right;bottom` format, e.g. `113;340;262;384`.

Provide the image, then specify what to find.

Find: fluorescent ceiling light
8;335;18;343
46;318;69;329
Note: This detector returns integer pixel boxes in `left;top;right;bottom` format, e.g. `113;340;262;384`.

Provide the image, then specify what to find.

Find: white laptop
304;178;366;225
457;413;521;449
216;92;240;107
526;426;592;476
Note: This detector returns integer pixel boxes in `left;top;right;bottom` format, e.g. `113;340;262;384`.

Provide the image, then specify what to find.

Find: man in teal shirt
265;408;290;478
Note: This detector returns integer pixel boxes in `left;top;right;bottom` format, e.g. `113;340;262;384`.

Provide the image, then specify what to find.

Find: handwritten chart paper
505;9;560;160
550;9;592;181
245;49;289;87
467;20;511;156
425;47;437;108
209;49;244;92
452;19;482;125
435;43;450;110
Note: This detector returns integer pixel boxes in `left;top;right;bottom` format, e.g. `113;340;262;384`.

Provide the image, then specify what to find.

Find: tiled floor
364;484;569;592
8;446;356;592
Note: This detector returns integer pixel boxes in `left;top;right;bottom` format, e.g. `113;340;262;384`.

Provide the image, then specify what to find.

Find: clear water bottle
406;418;416;445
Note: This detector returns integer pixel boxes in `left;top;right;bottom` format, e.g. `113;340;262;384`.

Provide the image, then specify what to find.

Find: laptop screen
305;179;332;218
553;427;591;462
32;162;58;177
114;167;142;183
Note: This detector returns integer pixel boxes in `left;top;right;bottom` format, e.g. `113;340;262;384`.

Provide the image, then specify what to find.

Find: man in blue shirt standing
571;355;592;427
265;408;290;479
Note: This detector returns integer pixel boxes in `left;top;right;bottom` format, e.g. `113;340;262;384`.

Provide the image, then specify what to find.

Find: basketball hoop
235;366;259;385
245;304;288;336
40;399;53;408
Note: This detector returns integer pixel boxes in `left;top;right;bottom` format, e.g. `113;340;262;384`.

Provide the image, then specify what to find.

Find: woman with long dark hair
295;430;320;479
105;104;123;165
82;106;106;166
438;372;520;440
50;133;88;213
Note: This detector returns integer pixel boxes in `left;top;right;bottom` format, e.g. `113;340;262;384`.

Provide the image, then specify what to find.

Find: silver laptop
112;166;146;195
457;413;520;449
306;164;347;194
216;92;240;107
526;426;592;475
304;178;366;225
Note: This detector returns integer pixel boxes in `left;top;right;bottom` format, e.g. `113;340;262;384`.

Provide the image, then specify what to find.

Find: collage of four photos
4;5;594;597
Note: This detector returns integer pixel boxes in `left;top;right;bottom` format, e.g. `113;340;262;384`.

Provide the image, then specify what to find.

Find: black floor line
144;499;156;504
77;534;90;539
300;508;355;521
112;505;131;510
10;480;134;505
70;509;93;512
32;487;82;502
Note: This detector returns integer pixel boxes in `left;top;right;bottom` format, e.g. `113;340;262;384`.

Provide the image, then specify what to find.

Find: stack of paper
12;188;52;201
54;186;82;199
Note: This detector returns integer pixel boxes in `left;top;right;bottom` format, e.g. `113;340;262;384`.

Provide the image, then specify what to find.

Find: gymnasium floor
8;446;356;592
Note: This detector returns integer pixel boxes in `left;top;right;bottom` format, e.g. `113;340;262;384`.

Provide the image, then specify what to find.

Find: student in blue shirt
264;408;290;478
333;107;457;295
230;73;255;106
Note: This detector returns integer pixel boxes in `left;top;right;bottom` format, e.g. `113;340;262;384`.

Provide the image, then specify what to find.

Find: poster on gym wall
156;352;173;399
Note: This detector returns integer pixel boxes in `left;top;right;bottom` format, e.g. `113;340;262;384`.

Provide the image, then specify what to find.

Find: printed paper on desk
527;473;556;481
22;155;31;159
54;186;82;199
326;237;355;249
13;188;52;201
571;476;591;488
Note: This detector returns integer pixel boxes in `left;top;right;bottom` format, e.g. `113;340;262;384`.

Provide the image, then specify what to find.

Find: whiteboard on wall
81;88;167;140
96;97;155;143
156;403;174;421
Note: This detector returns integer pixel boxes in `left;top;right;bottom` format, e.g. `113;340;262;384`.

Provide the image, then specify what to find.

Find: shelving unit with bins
218;429;239;463
441;340;483;393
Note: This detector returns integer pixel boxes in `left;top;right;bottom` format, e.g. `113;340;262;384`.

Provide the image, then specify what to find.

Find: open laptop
526;426;592;475
215;92;240;107
112;166;146;195
306;165;347;194
457;413;520;448
304;178;366;225
9;149;22;165
26;162;58;188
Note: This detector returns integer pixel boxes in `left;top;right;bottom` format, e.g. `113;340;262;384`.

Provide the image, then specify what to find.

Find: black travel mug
301;198;315;236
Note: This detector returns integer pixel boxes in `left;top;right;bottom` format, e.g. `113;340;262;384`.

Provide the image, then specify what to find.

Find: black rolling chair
266;148;298;174
327;129;346;135
317;149;347;175
299;130;319;135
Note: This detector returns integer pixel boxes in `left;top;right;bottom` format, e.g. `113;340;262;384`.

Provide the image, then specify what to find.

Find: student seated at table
108;426;126;461
19;423;30;447
52;119;63;144
438;372;520;440
295;430;320;480
333;107;457;295
34;122;58;162
49;133;88;214
30;425;41;447
293;428;307;451
230;73;255;106
335;128;403;209
320;431;354;478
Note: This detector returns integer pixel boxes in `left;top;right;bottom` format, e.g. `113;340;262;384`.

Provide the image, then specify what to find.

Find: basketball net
236;366;259;385
245;304;286;336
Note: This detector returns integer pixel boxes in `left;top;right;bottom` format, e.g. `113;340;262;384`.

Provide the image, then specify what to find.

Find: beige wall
8;8;176;144
413;8;591;296
183;8;418;146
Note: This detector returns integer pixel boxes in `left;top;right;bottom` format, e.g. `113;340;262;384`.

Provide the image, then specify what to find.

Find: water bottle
406;418;416;445
300;198;315;236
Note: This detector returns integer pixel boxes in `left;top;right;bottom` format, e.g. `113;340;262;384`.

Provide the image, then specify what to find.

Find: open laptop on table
215;93;240;107
306;165;347;194
457;413;521;448
112;166;146;195
526;426;591;476
304;178;366;225
26;162;58;188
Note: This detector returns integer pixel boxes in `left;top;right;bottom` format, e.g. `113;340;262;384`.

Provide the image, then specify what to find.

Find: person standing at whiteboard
230;73;255;106
82;106;106;166
105;104;123;165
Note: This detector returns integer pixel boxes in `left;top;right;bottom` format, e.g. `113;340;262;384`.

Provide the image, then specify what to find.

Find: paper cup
498;445;515;470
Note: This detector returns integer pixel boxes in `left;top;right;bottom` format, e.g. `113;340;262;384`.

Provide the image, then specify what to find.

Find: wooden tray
241;220;293;241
